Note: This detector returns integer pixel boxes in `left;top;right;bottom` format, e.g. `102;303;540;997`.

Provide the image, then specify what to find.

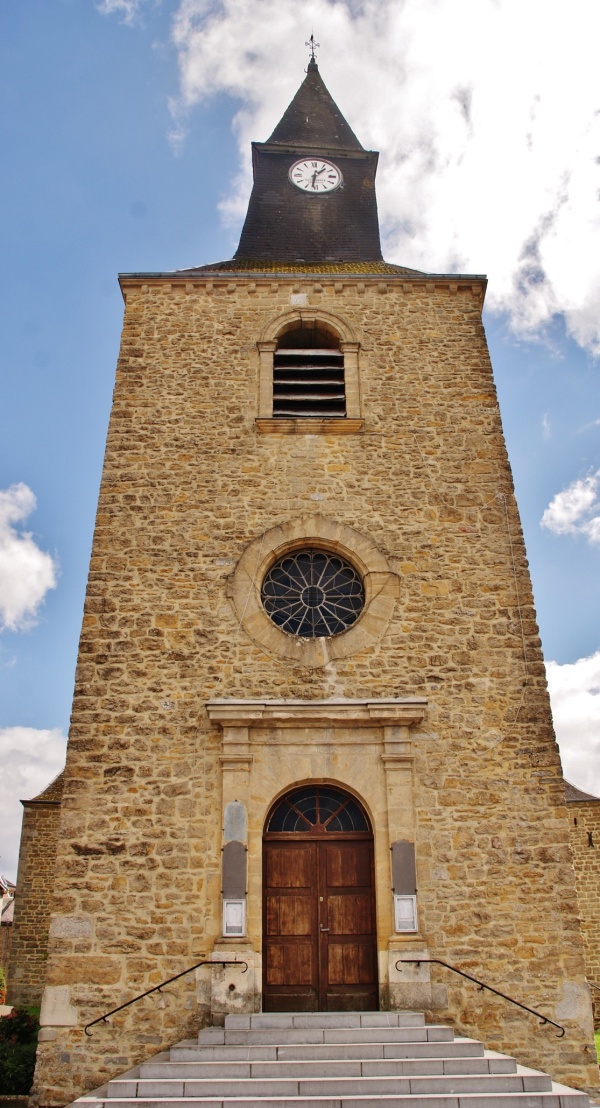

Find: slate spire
233;61;383;265
266;59;363;152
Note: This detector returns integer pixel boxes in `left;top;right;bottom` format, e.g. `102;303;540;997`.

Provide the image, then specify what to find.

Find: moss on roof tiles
565;780;600;803
28;769;64;804
177;258;424;276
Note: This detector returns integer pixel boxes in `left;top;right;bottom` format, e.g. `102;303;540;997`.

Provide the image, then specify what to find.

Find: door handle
320;926;330;931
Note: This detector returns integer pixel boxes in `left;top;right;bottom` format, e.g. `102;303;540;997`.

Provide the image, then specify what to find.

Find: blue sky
1;0;599;880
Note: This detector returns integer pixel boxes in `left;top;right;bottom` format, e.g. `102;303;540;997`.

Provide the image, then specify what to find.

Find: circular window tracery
261;549;364;638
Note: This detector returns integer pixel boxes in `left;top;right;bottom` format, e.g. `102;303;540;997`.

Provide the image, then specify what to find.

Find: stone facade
7;773;64;1009
566;782;600;1024
30;273;598;1104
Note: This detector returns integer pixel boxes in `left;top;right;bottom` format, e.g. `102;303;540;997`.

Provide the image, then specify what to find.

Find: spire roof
266;60;363;151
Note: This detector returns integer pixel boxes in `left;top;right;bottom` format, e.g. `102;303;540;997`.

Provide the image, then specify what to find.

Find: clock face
289;158;343;194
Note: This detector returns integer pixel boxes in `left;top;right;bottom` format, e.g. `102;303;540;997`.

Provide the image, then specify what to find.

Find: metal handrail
396;957;565;1038
84;959;248;1036
588;981;600;993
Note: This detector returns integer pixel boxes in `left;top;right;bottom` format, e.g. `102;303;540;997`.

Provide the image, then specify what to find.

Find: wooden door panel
266;942;314;986
266;894;279;936
328;892;372;934
328;939;375;984
266;894;313;936
266;843;314;888
324;841;371;886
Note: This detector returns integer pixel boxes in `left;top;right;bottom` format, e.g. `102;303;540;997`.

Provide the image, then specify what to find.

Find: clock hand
314;166;329;189
310;166;327;189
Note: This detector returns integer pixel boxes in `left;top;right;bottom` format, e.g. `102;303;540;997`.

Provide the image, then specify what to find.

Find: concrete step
140;1052;517;1081
107;1067;553;1098
170;1038;488;1062
197;1026;455;1046
94;1090;589;1108
223;1012;426;1029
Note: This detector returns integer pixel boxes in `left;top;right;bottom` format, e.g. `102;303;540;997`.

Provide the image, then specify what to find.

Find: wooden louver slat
273;348;346;418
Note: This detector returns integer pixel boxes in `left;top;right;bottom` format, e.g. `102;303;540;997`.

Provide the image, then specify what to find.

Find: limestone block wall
31;274;598;1103
567;790;600;1023
7;774;64;1008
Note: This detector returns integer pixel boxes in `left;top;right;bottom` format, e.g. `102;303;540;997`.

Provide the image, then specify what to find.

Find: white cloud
579;418;600;433
97;0;156;26
164;0;600;354
547;653;600;798
0;484;58;632
0;727;67;882
541;469;600;544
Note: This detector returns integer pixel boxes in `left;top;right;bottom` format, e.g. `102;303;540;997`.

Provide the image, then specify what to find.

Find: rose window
261;549;364;638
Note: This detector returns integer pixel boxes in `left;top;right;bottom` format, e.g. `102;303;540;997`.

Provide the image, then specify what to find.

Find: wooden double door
263;836;378;1011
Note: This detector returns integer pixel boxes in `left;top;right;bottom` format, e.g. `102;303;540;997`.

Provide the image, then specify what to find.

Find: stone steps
170;1038;487;1062
139;1054;517;1079
107;1069;553;1097
97;1096;590;1108
222;1015;429;1028
196;1027;455;1046
76;1011;590;1108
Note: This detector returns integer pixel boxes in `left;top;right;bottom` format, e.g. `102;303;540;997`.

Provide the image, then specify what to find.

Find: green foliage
0;1008;39;1095
0;965;5;997
0;1008;39;1043
595;1029;600;1061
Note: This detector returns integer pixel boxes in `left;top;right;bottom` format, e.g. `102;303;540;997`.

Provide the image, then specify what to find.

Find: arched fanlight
267;786;369;833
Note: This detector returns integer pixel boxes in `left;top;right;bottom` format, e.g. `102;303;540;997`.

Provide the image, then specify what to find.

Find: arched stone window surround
227;514;399;667
256;308;362;422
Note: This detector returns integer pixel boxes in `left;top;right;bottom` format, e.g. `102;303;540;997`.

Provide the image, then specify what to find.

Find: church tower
30;57;597;1103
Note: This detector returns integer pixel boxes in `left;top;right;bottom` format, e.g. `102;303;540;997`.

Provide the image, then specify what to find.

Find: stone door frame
206;697;434;1015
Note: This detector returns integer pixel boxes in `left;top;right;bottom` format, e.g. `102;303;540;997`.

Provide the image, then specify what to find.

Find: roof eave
253;141;379;158
119;270;487;282
118;270;488;307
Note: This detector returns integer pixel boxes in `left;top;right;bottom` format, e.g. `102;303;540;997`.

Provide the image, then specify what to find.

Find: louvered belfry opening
273;323;345;418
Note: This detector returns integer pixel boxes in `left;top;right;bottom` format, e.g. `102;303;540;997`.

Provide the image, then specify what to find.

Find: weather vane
305;34;320;63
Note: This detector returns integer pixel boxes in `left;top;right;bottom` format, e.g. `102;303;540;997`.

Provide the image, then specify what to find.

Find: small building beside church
11;57;598;1104
6;772;64;1008
0;875;16;979
566;781;600;1024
